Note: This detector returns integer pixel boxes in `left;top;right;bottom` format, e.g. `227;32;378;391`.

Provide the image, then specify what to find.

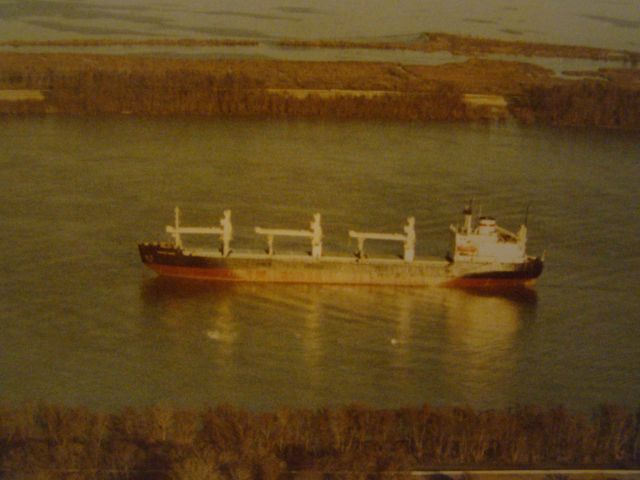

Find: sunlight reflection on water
137;277;539;408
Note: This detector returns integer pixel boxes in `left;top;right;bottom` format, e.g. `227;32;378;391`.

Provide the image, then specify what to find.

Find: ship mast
255;213;323;258
166;207;233;256
349;217;416;262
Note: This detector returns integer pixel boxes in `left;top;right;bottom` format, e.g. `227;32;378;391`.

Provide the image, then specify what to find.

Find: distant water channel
1;0;639;74
1;0;639;51
0;117;638;411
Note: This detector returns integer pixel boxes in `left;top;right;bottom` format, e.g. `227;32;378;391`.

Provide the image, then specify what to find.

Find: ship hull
138;243;543;287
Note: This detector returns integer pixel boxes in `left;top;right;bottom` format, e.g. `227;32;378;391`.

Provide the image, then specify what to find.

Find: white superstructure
450;206;528;264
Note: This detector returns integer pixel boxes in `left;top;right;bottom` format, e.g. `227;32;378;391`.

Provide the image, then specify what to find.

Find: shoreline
278;32;640;64
1;32;638;64
0;34;638;129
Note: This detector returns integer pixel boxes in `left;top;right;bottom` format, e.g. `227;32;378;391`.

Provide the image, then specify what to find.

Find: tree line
0;403;638;479
0;54;638;129
0;63;471;121
510;81;640;129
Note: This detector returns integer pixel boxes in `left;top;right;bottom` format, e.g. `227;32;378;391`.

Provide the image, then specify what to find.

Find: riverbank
0;46;638;129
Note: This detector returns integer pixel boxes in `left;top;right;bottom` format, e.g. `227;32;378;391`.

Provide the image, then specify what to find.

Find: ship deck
183;247;451;267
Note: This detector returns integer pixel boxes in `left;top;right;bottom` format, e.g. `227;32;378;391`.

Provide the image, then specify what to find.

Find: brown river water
0;116;638;410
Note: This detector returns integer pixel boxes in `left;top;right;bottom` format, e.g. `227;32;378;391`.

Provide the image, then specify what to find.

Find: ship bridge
450;209;528;264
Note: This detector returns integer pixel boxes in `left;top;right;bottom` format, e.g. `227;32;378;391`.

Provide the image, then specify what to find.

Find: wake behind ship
138;205;544;287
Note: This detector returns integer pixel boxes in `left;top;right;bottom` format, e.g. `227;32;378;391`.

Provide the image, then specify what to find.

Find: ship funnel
463;201;473;235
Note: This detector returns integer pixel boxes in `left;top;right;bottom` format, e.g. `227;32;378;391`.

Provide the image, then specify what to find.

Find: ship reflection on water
139;278;537;407
141;276;538;305
438;286;535;405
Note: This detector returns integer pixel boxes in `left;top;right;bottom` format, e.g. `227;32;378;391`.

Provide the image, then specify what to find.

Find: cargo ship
138;205;544;287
